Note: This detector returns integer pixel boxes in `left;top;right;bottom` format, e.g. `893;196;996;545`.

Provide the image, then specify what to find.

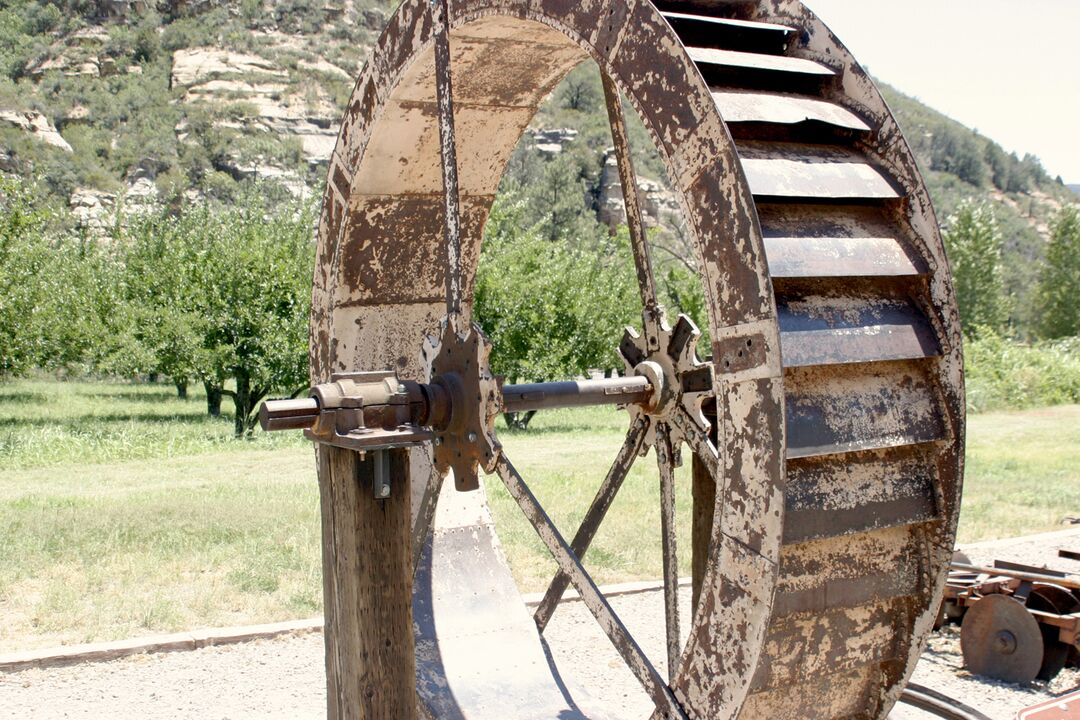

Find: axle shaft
260;375;653;433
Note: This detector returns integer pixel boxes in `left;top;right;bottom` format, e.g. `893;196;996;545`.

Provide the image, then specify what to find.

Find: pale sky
804;0;1080;183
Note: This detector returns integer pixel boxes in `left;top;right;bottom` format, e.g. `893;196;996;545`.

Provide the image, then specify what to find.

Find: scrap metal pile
940;552;1080;684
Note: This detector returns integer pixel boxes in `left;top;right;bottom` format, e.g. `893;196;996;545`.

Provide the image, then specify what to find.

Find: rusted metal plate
759;203;928;278
775;525;924;617
1017;689;1080;720
751;597;912;691
784;446;937;544
661;11;796;54
739;664;875;719
337;195;489;305
961;594;1044;684
712;90;871;131
784;360;947;459
686;46;836;76
777;295;941;367
738;142;903;199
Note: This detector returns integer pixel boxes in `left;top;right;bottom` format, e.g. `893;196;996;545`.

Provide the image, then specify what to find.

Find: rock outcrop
596;149;680;231
530;127;578;155
0;111;73;153
171;47;340;167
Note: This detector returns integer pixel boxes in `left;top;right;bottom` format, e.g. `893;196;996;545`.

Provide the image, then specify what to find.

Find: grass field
1;378;1078;652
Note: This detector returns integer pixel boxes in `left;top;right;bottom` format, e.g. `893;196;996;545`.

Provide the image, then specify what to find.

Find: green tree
0;177;53;375
120;208;213;398
943;200;1008;337
474;194;639;429
117;196;314;434
1036;205;1080;339
200;198;314;435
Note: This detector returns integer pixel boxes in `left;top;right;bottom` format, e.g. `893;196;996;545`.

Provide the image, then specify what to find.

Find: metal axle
260;374;653;435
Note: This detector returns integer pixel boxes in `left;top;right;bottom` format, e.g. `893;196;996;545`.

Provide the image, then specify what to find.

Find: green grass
0;378;1077;652
956;405;1080;541
0;378;307;469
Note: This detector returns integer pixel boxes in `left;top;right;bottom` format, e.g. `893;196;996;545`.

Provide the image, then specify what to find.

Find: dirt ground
1;528;1078;719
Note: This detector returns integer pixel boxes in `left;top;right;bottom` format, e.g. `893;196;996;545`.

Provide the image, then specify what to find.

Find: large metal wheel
310;0;966;718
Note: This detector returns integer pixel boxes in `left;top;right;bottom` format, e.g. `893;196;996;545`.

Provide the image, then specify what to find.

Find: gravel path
3;529;1078;719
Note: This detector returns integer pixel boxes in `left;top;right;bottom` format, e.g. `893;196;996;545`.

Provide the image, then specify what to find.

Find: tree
117;195;314;434
942;200;1008;337
0;177;53;375
1036;205;1080;339
198;197;314;435
474;194;639;429
120;208;213;398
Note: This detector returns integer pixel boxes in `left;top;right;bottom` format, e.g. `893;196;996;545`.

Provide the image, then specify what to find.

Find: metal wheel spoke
494;453;687;719
655;423;681;682
534;417;649;632
433;0;463;325
601;71;661;337
674;406;719;480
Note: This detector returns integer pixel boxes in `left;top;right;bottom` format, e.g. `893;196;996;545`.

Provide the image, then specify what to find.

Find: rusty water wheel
311;0;964;718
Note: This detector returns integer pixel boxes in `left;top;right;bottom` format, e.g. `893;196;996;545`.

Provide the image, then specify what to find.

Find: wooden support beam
320;447;416;720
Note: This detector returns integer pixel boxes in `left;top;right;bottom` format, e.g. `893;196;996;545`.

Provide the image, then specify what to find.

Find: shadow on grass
495;420;629;437
0;391;50;405
76;389;198;404
0;412;228;429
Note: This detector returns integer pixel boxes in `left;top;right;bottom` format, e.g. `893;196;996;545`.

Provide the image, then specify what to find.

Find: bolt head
467;431;477;443
379;485;390;498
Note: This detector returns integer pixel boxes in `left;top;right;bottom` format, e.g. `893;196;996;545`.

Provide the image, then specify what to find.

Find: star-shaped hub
423;318;502;491
618;314;714;456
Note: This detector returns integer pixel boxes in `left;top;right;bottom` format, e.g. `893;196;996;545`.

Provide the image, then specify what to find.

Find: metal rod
432;0;463;324
534;417;648;632
502;376;652;413
899;683;993;720
261;376;655;433
952;562;1080;591
259;398;319;431
655;423;681;682
494;453;687;719
674;406;719;479
600;71;662;341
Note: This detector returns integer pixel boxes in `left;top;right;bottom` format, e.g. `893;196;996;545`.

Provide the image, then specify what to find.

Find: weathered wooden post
319;447;415;720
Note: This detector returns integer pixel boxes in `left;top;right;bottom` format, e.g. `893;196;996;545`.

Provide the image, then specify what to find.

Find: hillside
0;0;387;220
0;0;1075;332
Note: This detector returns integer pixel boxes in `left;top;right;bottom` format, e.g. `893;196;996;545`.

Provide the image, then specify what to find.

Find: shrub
964;331;1080;412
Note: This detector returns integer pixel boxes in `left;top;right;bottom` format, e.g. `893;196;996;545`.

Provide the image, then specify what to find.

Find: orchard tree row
1;177;313;435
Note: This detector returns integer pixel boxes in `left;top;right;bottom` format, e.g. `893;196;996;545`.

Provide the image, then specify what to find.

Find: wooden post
319;446;416;720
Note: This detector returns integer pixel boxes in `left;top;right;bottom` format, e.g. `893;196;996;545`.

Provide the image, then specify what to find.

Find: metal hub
423;318;502;491
619;313;714;453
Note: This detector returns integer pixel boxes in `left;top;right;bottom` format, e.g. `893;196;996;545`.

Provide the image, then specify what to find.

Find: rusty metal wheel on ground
961;594;1044;684
299;0;965;717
